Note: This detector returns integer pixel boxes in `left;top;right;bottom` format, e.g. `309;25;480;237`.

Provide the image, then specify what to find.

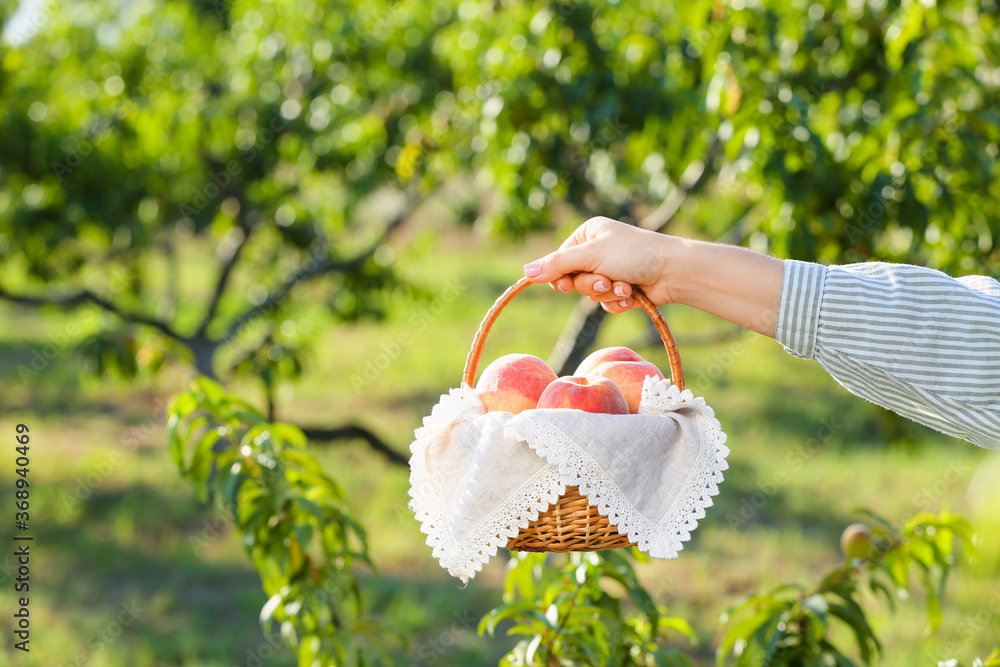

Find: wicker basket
462;276;685;553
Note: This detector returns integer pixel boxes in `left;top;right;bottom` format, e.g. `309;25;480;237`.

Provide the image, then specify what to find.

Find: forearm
663;237;785;338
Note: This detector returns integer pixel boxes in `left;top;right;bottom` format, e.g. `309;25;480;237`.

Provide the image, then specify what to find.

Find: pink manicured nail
619;299;629;308
594;280;607;292
524;262;541;277
614;285;626;297
555;283;568;292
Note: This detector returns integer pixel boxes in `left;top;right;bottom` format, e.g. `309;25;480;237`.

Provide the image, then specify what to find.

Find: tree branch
0;285;188;343
298;424;408;467
219;193;420;344
198;206;252;338
639;137;720;232
559;136;634;222
547;138;722;373
546;298;607;376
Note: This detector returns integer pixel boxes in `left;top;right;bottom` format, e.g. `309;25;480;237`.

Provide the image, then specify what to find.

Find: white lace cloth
408;377;729;582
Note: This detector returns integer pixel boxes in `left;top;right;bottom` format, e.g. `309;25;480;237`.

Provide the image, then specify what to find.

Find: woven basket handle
463;277;684;391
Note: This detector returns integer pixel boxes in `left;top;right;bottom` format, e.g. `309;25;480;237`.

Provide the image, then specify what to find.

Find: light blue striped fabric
776;259;1000;450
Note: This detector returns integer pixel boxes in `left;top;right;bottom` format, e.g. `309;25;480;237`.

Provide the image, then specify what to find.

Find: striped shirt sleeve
776;259;1000;450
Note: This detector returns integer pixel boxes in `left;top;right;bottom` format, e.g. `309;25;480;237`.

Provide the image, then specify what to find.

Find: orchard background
0;0;999;664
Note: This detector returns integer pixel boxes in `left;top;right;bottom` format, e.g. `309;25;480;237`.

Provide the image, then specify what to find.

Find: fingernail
524;262;541;277
619;299;629;308
556;284;568;292
594;280;607;292
614;285;626;297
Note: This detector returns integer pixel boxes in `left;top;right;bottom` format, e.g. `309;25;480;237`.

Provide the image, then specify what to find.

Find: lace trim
638;375;706;414
408;386;565;582
408;380;729;579
409;383;483;454
410;453;563;582
505;380;729;559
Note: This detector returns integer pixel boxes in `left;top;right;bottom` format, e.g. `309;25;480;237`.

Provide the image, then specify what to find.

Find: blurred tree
0;0;452;460
423;0;1000;370
2;0;998;384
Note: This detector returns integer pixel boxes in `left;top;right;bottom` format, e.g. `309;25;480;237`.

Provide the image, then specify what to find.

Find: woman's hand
523;217;785;338
522;217;677;313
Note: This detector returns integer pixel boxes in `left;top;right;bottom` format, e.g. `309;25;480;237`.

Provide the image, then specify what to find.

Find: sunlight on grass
1;229;996;665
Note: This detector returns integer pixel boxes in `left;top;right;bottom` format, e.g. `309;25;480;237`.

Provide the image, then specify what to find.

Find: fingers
544;271;634;311
523;243;596;283
548;275;575;293
572;274;630;300
575;274;634;312
601;297;634;314
523;218;612;283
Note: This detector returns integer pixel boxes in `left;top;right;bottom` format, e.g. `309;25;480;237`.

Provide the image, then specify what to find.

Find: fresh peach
575;347;664;414
536;376;630;414
841;523;879;560
475;353;558;414
575;346;647;376
587;360;664;414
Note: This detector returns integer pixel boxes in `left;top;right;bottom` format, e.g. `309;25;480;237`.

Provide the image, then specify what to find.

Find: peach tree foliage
423;0;1000;271
478;510;976;667
481;549;697;666
718;509;975;666
1;0;998;383
0;0;450;384
168;377;393;666
166;371;980;667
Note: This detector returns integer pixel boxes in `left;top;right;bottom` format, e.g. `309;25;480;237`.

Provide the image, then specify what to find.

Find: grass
1;227;999;665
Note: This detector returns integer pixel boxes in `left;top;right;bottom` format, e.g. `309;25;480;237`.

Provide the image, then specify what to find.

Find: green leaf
868;574;897;612
718;607;784;665
885;4;925;70
261;591;285;629
854;508;898;537
827;601;880;664
661;616;697;642
925;582;943;631
883;548;911;589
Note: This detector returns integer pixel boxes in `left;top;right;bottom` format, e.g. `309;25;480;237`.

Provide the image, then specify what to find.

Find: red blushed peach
575;346;646;377
587;360;664;414
475;353;558;414
535;376;630;414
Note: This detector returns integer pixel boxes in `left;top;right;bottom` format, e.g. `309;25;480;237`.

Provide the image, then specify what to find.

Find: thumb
523;244;597;282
